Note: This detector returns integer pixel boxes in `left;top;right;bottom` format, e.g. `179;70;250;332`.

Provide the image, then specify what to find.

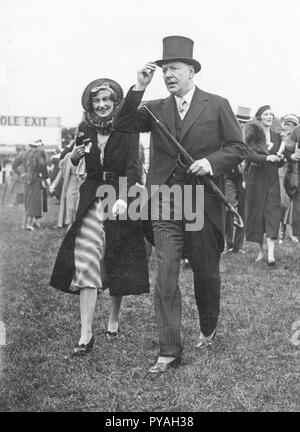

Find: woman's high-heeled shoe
73;336;95;356
105;325;120;340
255;256;264;263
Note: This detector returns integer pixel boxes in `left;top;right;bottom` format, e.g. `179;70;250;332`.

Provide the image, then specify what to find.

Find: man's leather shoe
148;357;181;374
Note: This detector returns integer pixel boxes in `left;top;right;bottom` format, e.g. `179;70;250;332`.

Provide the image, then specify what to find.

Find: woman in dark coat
244;105;284;266
50;78;149;354
284;122;300;238
12;141;49;230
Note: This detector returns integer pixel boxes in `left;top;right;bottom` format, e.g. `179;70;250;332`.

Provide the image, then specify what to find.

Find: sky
1;0;300;127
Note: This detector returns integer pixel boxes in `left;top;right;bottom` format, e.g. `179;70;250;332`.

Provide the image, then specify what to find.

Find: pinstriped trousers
152;218;185;357
152;187;221;358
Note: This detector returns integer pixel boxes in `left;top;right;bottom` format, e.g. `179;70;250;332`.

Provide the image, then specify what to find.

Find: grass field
0;198;299;412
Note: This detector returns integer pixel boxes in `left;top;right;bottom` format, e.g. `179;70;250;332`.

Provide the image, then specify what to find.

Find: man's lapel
180;87;208;142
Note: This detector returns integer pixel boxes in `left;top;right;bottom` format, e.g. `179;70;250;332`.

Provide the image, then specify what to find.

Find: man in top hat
114;36;247;373
224;106;251;254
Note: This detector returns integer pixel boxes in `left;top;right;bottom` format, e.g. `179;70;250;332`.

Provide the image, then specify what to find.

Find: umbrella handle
229;204;244;228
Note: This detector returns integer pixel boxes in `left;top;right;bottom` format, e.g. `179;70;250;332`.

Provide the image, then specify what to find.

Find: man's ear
189;65;195;79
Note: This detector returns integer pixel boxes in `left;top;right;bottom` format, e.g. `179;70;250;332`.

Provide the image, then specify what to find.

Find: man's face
161;62;194;97
92;89;114;118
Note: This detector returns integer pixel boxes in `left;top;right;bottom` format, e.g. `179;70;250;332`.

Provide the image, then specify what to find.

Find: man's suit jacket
114;86;247;237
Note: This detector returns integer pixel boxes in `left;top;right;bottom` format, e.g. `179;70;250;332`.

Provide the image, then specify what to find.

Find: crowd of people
224;106;300;267
1;35;299;374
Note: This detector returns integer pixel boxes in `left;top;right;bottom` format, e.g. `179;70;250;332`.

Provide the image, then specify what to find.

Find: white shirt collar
174;85;196;108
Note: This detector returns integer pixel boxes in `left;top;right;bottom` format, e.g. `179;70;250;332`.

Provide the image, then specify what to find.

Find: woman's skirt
24;180;42;217
70;198;105;293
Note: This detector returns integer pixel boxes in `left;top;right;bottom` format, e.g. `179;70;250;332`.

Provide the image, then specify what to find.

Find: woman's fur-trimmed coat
244;121;283;243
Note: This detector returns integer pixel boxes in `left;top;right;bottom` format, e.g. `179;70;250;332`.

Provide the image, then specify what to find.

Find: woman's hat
255;105;273;120
29;138;42;147
255;105;274;120
236;106;252;123
155;36;201;73
81;78;123;112
283;114;299;126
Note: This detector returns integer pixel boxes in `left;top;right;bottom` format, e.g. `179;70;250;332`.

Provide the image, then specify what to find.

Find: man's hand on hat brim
135;62;156;91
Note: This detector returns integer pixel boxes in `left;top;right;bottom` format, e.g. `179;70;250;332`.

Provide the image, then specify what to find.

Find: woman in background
278;114;299;244
12;140;49;230
284;120;300;240
245;105;284;266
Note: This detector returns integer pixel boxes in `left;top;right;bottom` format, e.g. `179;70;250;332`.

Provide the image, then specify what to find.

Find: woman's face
260;109;274;127
91;89;114;118
283;121;295;132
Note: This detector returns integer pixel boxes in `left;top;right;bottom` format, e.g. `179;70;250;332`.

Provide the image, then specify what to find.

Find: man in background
224;106;251;254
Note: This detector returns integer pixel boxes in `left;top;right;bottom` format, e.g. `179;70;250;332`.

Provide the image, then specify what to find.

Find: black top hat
155;36;201;73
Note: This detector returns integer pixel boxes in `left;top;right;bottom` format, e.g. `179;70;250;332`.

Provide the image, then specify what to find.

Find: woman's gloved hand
112;199;127;217
70;144;85;164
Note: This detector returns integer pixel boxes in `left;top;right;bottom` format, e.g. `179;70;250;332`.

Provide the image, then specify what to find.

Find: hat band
91;84;115;96
237;114;251;120
156;57;201;72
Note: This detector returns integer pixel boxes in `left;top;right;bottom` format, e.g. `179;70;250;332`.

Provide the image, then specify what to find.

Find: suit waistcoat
165;105;192;187
174;105;184;141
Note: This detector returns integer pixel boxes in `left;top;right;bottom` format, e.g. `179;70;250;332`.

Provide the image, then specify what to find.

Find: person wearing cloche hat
278;113;300;244
244;104;284;266
286;116;300;238
50;78;149;356
283;114;299;128
114;35;247;373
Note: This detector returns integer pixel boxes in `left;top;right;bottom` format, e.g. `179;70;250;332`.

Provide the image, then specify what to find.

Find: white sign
0;115;62;152
0;115;60;127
